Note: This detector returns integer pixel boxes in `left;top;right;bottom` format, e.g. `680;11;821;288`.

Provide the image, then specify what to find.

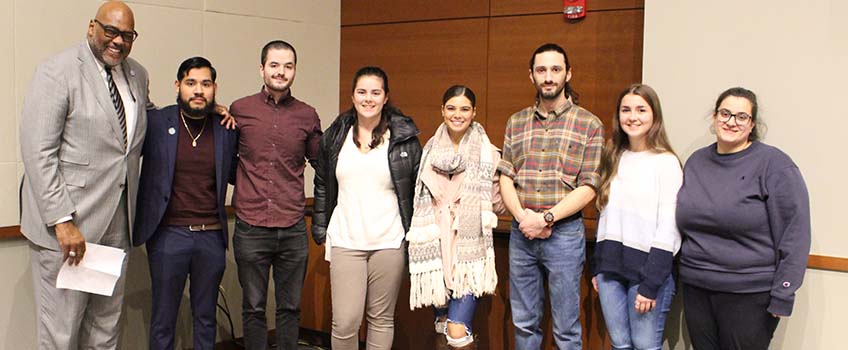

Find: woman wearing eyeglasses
675;87;811;350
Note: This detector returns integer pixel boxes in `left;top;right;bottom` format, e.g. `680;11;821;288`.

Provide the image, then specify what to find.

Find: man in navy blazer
133;57;237;350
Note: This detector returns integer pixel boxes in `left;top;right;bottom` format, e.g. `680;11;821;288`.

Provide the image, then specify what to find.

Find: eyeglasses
716;108;752;126
93;19;138;43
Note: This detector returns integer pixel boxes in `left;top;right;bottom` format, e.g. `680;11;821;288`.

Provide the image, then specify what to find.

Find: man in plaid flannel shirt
498;43;604;350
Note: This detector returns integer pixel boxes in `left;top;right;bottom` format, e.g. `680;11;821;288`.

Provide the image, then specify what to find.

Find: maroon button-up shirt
230;88;322;228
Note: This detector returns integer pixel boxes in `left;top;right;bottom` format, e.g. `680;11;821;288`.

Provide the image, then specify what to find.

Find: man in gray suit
19;1;149;348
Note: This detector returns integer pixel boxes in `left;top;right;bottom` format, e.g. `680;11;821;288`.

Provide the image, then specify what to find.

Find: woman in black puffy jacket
312;66;421;350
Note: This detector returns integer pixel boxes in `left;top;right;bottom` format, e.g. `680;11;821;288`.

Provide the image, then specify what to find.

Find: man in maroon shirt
229;40;323;350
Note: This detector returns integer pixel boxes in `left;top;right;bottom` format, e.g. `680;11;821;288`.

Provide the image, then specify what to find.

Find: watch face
545;212;554;222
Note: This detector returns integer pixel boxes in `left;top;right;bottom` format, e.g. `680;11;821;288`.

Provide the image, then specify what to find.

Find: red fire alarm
564;0;586;19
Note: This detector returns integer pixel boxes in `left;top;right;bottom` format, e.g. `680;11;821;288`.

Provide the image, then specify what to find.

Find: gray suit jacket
20;41;150;250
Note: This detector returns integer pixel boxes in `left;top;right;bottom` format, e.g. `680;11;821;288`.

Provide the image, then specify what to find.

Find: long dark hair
596;84;679;210
350;66;393;149
530;43;580;105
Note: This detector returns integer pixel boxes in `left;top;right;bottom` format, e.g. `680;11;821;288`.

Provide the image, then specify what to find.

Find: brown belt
187;223;224;231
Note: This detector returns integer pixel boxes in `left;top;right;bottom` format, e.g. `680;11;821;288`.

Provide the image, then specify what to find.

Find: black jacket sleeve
311;134;329;245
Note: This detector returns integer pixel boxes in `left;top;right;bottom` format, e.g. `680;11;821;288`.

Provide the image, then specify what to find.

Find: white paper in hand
56;242;126;296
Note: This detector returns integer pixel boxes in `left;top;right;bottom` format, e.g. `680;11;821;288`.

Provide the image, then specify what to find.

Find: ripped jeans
434;294;478;334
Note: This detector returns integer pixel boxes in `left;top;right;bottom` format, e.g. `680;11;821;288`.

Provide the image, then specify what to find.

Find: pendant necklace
180;111;207;147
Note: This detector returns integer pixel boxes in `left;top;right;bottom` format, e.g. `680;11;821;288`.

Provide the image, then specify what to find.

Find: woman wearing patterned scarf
407;85;506;349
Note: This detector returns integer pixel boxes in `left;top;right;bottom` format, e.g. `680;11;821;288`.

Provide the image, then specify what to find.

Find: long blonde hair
596;84;679;210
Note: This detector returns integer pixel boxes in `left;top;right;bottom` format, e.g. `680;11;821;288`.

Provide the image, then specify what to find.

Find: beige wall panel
206;0;340;26
0;0;13;164
4;2;341;349
130;4;204;106
0;240;36;350
644;0;846;258
127;0;202;10
770;269;846;349
645;1;845;349
14;0;102;165
203;11;339;196
13;0;100;89
202;12;340;121
0;163;17;227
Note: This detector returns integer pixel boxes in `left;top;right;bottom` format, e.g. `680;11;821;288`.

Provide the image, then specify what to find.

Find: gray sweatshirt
676;141;811;316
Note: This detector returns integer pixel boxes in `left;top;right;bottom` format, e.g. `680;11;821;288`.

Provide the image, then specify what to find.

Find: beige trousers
330;245;405;350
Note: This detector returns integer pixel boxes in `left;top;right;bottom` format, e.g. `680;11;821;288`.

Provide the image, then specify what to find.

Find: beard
177;95;216;118
534;77;566;101
264;74;292;94
88;38;128;67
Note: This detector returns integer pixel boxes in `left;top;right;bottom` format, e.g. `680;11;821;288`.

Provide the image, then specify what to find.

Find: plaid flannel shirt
497;100;604;211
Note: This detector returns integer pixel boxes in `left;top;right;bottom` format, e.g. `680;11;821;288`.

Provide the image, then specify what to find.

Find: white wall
644;0;844;348
0;1;339;349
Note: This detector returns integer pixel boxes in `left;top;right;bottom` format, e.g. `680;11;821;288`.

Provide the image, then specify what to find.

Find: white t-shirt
327;129;405;251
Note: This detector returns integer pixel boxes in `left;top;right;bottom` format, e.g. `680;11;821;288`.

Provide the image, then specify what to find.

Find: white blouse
327;129;404;252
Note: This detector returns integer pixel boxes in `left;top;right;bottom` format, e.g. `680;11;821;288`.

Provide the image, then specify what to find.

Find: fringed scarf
407;122;499;309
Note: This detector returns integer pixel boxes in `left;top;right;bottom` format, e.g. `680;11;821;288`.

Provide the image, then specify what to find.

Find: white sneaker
434;320;447;335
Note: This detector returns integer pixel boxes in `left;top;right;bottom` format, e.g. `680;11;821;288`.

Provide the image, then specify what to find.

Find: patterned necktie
105;65;128;149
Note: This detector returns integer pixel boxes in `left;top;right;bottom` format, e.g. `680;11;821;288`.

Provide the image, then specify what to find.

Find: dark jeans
233;217;309;350
683;283;780;350
147;226;226;350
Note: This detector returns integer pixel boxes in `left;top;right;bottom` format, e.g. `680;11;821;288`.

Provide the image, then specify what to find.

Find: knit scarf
407;122;499;309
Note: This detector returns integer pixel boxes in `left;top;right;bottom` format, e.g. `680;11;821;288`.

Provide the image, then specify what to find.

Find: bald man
19;1;151;348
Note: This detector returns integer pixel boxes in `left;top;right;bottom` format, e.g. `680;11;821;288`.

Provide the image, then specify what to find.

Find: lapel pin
168;127;176;135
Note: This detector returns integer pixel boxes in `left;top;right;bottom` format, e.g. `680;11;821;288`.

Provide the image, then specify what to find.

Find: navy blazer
133;105;238;247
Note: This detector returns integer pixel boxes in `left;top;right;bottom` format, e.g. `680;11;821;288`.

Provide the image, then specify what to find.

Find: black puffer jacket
311;108;422;244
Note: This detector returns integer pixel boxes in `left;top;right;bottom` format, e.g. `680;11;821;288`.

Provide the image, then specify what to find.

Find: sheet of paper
56;243;126;296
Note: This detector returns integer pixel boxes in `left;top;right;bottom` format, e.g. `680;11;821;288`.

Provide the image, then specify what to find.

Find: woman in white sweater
591;84;682;350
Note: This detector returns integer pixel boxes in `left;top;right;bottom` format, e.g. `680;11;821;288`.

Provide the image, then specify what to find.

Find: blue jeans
434;294;478;334
596;273;675;350
233;217;309;350
509;218;585;350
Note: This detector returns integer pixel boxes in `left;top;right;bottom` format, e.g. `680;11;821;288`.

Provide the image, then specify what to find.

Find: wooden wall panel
299;217;332;331
487;10;644;149
342;0;489;26
339;19;489;141
491;0;644;16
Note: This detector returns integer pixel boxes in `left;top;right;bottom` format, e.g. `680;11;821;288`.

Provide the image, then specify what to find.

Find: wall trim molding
807;255;848;272
0;225;22;240
3;221;847;273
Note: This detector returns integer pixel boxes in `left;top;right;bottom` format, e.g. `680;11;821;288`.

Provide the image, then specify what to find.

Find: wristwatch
544;211;555;226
